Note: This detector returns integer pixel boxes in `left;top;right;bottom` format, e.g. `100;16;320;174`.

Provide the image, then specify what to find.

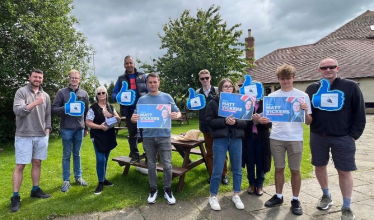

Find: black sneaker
103;179;114;186
130;154;140;164
265;195;283;207
94;183;104;195
10;196;21;212
291;199;303;215
30;188;51;199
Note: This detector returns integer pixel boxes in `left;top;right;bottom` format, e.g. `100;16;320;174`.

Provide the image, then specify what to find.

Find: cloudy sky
72;0;374;85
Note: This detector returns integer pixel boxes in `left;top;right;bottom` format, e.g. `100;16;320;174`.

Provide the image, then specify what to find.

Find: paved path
59;115;374;220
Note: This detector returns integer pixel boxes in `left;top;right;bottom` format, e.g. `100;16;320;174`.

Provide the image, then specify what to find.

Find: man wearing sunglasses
196;69;229;185
112;55;147;164
52;69;90;192
305;58;366;220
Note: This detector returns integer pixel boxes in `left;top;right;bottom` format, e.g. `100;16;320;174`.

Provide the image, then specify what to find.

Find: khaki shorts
270;139;303;170
15;136;49;164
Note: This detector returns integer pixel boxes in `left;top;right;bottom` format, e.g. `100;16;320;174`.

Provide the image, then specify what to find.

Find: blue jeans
93;144;110;182
210;135;242;195
245;134;265;188
61;129;84;181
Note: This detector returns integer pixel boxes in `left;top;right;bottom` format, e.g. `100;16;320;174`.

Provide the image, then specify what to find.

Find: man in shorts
305;58;366;220
10;69;52;212
264;64;312;216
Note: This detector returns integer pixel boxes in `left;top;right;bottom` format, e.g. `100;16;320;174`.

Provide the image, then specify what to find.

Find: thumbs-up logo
239;75;264;100
186;88;206;110
65;92;85;116
312;79;345;111
116;81;136;106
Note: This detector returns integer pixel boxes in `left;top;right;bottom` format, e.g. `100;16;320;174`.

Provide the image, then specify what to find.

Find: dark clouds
72;0;374;85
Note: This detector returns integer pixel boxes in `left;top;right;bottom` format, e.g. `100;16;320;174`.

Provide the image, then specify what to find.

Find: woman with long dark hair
205;78;247;210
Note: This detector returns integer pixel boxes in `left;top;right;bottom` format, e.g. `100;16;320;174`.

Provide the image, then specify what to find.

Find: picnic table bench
112;137;208;192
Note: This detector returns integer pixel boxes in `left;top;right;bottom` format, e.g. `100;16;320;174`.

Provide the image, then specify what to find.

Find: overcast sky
72;0;374;85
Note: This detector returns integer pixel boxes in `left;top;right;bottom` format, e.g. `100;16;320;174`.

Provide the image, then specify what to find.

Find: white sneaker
147;188;158;204
136;167;149;175
209;196;221;211
164;188;176;205
232;195;245;209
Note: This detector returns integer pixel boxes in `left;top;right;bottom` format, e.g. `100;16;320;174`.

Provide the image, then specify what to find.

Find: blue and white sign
186;88;206;110
239;75;264;101
137;104;171;128
312;79;345;111
116;81;136;106
218;92;254;120
263;96;305;123
65;92;85;117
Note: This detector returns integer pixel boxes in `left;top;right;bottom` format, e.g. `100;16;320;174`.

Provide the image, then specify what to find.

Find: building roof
247;10;374;84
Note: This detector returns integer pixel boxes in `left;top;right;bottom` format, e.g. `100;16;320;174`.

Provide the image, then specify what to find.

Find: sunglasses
223;85;234;89
319;65;337;71
200;77;210;81
97;92;106;95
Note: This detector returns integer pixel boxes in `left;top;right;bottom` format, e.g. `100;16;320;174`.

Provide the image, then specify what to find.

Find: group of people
10;56;366;220
196;58;365;220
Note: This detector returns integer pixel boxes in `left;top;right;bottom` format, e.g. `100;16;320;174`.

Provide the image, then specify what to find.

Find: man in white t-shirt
264;64;312;216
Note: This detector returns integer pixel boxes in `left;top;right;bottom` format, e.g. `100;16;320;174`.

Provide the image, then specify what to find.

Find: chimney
245;29;255;64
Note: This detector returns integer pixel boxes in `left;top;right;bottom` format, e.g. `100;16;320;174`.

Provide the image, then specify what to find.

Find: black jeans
125;110;139;157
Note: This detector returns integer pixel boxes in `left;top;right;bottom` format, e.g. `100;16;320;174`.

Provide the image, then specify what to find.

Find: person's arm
51;90;65;116
13;89;41;117
349;84;366;140
111;79;121;102
45;94;52;134
205;102;226;129
83;93;90;136
85;108;108;131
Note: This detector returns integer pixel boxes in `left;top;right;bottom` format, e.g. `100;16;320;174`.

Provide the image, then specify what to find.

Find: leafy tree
107;81;115;103
0;0;96;141
139;5;251;105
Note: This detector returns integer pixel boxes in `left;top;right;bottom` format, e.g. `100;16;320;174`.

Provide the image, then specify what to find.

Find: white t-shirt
269;88;312;141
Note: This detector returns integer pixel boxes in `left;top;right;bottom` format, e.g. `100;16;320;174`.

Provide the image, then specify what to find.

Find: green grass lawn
0;118;312;219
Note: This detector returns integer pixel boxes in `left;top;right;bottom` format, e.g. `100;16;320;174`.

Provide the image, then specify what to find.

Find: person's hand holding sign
225;115;236;125
186;88;206;110
131;113;140;123
116;81;136;106
65;92;85;116
170;111;180;120
312;79;344;111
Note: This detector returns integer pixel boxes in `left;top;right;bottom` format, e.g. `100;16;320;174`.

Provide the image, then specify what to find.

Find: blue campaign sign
137;104;171;128
116;81;136;106
186;88;206;110
239;75;264;101
218;92;254;120
312;79;345;111
263;96;305;123
65;92;85;117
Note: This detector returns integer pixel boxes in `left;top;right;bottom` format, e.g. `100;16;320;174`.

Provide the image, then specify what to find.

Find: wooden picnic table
112;137;208;192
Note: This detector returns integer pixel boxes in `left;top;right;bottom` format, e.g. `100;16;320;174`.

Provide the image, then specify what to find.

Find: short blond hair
198;69;211;76
69;69;81;77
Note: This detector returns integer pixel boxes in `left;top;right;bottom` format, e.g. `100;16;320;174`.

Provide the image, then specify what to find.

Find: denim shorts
310;132;356;171
15;136;49;164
